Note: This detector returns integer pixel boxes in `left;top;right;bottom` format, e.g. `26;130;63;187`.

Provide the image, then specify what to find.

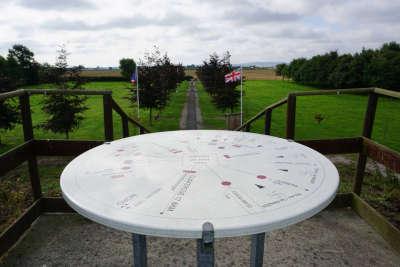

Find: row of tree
1;43;188;145
0;45;88;142
121;47;186;124
275;42;400;90
0;44;78;92
0;44;40;91
196;52;241;113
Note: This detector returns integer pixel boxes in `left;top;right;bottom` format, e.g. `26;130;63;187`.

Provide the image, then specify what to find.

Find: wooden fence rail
1;87;400;256
237;87;400;197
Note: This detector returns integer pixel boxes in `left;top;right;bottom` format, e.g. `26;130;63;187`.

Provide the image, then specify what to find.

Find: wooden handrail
235;87;383;132
0;89;25;100
235;97;288;131
0;89;112;101
110;99;150;134
24;89;112;95
289;87;375;97
374;88;400;99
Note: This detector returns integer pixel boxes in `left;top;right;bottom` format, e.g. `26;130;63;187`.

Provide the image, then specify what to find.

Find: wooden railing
8;89;150;139
0;88;150;255
235;87;400;253
237;87;400;194
1;87;400;256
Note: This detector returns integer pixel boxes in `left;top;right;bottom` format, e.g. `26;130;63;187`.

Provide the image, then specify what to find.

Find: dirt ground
1;208;399;266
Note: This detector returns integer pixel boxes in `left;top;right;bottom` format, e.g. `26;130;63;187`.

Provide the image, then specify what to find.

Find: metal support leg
250;233;265;267
132;234;147;267
197;222;214;267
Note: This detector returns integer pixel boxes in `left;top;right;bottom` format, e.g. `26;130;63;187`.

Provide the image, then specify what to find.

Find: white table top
61;130;339;238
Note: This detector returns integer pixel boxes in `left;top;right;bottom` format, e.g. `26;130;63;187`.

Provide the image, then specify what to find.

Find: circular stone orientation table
61;130;339;266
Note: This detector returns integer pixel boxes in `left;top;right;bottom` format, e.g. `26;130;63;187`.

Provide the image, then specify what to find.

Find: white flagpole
136;64;140;119
240;64;243;125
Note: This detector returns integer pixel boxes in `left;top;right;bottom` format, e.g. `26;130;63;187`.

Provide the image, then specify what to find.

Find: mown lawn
1;79;400;232
0;81;189;154
197;80;400;151
0;81;189;231
196;79;400;229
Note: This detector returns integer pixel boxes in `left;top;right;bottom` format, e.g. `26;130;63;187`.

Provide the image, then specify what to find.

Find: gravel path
180;80;202;130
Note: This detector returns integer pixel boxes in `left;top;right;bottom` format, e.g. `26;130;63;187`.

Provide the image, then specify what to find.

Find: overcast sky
0;0;399;66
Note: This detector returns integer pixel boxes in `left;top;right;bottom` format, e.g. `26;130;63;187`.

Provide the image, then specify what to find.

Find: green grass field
197;80;400;151
0;81;189;154
1;79;400;232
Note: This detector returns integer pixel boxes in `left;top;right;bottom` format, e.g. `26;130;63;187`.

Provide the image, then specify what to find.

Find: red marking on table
183;170;196;173
224;155;231;159
112;174;124;179
122;166;131;170
257;175;267;179
117;149;124;152
170;149;182;154
232;144;241;147
221;181;231;186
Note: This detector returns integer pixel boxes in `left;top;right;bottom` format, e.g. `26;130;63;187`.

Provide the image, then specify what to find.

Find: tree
275;63;288;79
176;64;186;83
287;58;306;81
368;42;400;90
0;55;20;144
196;52;241;113
285;42;400;91
119;58;136;80
40;46;88;139
8;44;39;85
129;47;183;124
38;63;56;84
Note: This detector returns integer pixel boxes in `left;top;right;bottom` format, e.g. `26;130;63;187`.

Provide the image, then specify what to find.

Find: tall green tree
368;42;400;90
0;55;20;144
275;63;288;79
119;58;136;80
8;44;39;85
196;52;241;113
285;42;400;91
129;47;182;124
40;46;88;139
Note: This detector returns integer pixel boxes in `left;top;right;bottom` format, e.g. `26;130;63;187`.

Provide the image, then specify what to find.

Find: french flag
130;72;136;83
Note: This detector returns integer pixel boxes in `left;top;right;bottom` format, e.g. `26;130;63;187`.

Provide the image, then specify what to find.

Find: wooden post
122;116;129;138
264;109;272;135
362;93;378;138
19;93;34;141
286;94;296;139
354;92;378;195
103;94;113;141
19;93;42;200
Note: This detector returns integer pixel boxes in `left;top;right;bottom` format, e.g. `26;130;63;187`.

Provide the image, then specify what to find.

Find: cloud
223;7;301;24
42;11;192;31
15;0;95;10
1;0;400;65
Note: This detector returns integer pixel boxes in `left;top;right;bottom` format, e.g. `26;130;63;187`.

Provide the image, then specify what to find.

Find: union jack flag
224;69;241;83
